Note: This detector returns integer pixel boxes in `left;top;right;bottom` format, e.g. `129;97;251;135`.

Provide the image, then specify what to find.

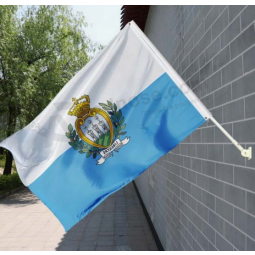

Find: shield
75;108;114;149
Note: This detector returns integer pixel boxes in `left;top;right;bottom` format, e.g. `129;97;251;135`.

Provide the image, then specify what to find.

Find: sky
71;5;121;46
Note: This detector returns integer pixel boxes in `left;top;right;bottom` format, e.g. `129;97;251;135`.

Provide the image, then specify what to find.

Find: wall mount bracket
209;116;252;160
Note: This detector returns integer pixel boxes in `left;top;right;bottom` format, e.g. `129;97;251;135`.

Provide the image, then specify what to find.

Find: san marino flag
0;21;211;231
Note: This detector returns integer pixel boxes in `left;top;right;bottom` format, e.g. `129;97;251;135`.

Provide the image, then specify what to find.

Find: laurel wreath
66;100;127;159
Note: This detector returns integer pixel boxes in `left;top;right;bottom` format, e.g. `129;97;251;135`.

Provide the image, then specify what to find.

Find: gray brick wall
135;5;255;251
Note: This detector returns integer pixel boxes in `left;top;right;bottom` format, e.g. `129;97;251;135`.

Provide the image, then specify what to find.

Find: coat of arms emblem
66;95;130;164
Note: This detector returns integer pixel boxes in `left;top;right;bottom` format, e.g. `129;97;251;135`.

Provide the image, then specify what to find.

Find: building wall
135;5;255;251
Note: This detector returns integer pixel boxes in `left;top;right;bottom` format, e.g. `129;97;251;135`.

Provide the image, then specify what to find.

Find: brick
188;194;197;211
190;72;200;89
214;84;231;107
232;70;255;99
241;5;255;30
199;29;212;55
206;70;221;94
201;93;214;109
194;22;205;46
208;177;224;198
216;197;234;223
182;54;190;72
207;144;223;162
197;201;209;222
201;160;215;177
230;23;255;59
183;156;191;168
191;158;202;172
233;119;255;143
215;163;234;184
213;46;231;72
224;183;246;210
234;207;255;240
193;239;203;251
247;237;255;251
184;10;195;34
180;166;188;180
182;179;192;194
224;144;245;166
209;210;224;235
215;123;232;143
191;184;202;201
216;233;233;251
201;126;214;143
180;143;188;156
243;45;255;73
205;37;221;62
228;5;245;22
189;45;199;64
199;6;212;25
188;170;197;184
205;6;220;31
193;5;203;18
201;190;216;211
202;221;216;244
219;6;227;14
245;94;255;118
222;56;243;85
247;192;255;216
200;81;207;98
196;228;209;250
191;129;201;143
234;166;255;193
188;144;196;157
197;173;208;190
221;16;241;48
184;38;194;60
199;52;206;68
212;8;229;39
187;218;197;238
222;99;244;123
224;221;246;250
200;61;213;82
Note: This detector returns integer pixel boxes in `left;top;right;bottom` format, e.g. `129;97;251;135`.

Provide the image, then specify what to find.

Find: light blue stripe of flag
28;72;205;231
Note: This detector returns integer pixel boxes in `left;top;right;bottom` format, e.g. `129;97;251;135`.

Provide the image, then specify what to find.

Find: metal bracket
209;116;253;160
241;146;252;160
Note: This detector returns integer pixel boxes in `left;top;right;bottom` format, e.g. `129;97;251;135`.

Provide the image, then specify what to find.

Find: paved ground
0;183;158;251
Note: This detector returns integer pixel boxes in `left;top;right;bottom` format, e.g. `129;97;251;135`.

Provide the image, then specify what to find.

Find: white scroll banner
97;137;130;165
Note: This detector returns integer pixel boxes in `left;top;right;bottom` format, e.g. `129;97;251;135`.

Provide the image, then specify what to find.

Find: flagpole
209;116;252;160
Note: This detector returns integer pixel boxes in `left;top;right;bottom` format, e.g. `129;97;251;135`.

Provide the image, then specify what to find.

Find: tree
0;5;98;175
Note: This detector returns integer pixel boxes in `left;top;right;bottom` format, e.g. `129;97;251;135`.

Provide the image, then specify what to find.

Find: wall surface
135;5;255;251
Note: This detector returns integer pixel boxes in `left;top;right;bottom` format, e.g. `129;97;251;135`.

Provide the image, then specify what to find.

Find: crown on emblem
68;95;90;117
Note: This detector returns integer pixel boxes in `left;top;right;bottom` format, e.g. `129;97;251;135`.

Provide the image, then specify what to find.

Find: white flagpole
209;116;252;160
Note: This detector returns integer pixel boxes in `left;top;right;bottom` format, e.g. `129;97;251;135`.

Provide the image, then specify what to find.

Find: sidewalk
0;183;158;251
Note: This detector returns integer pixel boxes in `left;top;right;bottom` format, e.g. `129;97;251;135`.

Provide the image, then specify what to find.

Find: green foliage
0;173;23;191
105;101;127;139
95;130;111;147
0;5;99;140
